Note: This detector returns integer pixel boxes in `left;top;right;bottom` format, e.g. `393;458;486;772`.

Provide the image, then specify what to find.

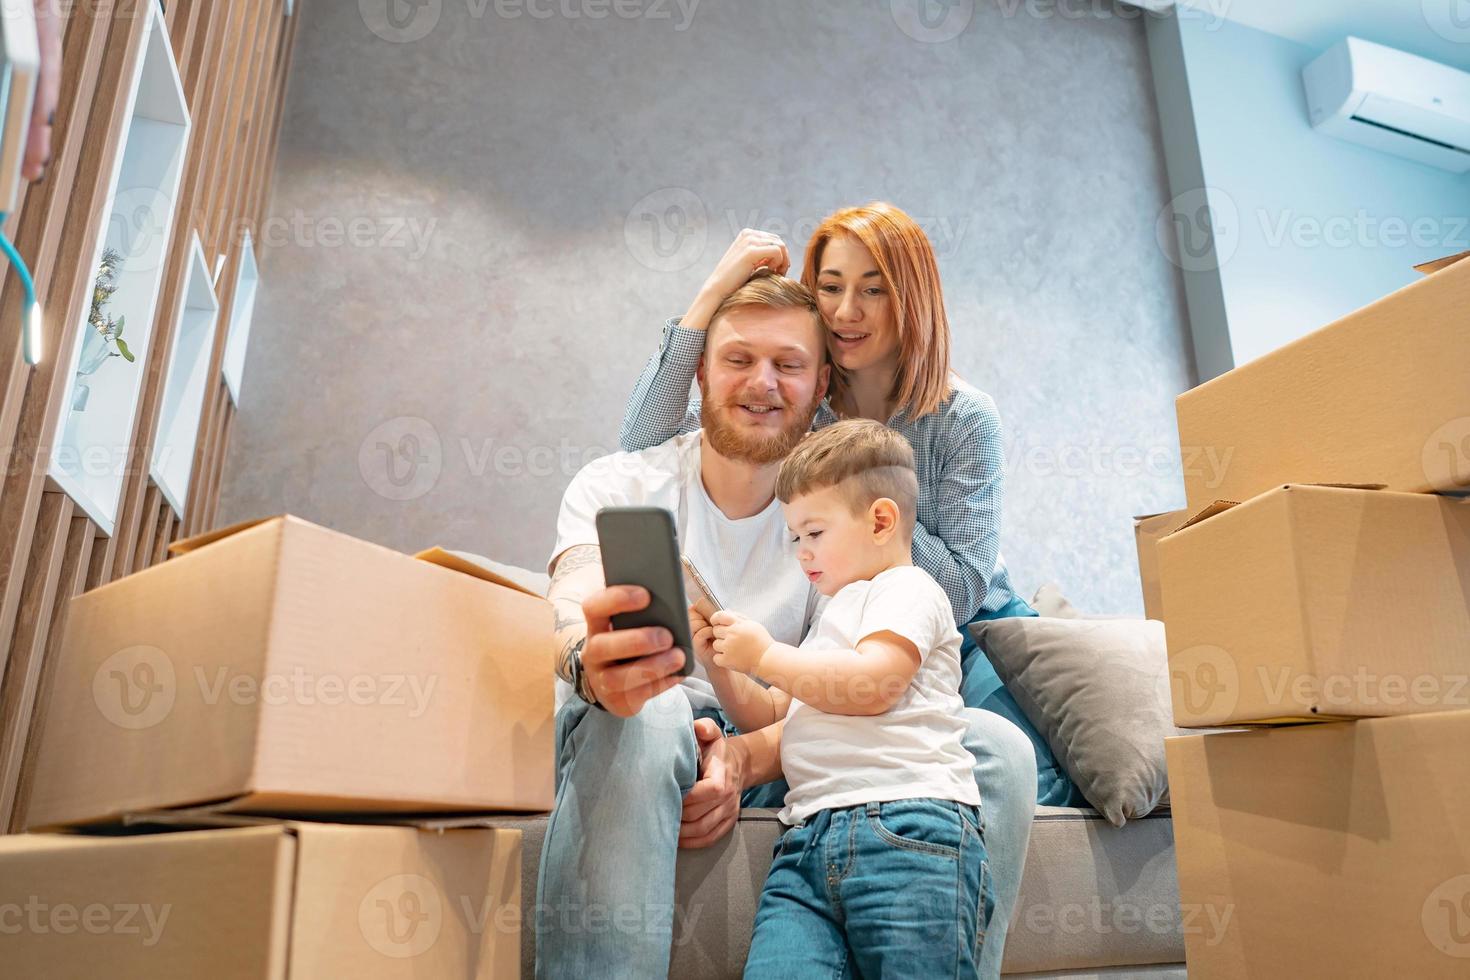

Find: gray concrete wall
218;0;1196;616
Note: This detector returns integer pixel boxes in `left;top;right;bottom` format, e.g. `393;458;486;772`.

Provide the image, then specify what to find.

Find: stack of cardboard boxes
1135;252;1470;978
0;515;556;978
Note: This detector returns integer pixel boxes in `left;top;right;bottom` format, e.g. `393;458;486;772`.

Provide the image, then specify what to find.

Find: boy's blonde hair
776;419;918;531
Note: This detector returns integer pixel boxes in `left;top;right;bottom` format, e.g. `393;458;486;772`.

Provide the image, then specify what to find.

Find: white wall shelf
220;230;259;406
48;1;190;536
150;233;219;518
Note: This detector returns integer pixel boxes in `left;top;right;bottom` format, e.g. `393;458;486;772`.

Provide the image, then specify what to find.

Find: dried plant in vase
73;247;137;412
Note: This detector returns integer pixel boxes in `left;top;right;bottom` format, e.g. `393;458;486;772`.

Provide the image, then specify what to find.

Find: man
538;273;1035;979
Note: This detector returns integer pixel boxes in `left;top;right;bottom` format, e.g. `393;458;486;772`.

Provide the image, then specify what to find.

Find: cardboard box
1158;485;1470;726
1165;711;1470;979
1175;252;1470;512
25;515;555;830
0;821;521;978
1133;508;1190;622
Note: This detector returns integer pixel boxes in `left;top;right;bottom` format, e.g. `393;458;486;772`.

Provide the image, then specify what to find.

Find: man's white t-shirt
779;564;979;825
550;430;814;709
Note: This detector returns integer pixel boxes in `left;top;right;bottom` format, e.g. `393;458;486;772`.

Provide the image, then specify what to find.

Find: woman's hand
711;609;774;676
683;229;791;331
24;0;61;182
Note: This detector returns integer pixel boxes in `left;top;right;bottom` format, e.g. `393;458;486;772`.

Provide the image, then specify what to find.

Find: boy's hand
688;604;719;669
711;610;773;676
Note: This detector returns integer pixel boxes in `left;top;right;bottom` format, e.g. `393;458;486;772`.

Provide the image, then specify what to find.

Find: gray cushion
969;618;1178;828
488;805;1183;978
1030;583;1083;619
1030;583;1138;622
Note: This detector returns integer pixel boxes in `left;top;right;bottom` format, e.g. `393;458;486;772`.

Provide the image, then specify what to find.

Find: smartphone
682;555;722;616
595;506;696;674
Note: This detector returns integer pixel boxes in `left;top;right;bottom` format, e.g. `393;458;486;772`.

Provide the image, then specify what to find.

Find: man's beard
700;384;821;466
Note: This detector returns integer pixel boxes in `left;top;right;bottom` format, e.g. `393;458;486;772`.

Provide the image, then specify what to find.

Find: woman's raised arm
619;230;791;451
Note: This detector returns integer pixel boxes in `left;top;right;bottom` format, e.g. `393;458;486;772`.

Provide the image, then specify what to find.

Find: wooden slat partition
0;0;302;831
0;492;72;826
8;513;94;833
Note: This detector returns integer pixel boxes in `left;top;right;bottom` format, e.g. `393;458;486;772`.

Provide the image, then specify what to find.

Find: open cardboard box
25;515;555;830
0;814;521;979
1175;252;1470;512
1133;508;1191;622
1157;484;1470;727
1166;709;1470;979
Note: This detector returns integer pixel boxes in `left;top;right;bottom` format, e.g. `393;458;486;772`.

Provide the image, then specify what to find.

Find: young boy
698;418;992;978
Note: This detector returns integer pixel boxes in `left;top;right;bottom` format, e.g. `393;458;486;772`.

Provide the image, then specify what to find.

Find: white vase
72;328;113;413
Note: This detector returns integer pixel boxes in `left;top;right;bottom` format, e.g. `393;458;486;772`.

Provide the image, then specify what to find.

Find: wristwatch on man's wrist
568;637;603;709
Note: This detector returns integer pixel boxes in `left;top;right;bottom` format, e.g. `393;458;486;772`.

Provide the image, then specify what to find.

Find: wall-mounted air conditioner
1302;37;1470;174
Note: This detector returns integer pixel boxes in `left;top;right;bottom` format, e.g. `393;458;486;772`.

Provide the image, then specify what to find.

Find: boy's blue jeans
535;682;1035;980
742;797;994;979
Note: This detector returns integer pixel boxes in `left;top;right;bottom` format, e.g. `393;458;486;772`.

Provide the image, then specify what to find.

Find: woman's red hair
800;202;953;420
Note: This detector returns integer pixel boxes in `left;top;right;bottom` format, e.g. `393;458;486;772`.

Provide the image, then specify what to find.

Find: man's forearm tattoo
556;634;585;685
549;546;599;685
550;545;601;584
552;599;583;634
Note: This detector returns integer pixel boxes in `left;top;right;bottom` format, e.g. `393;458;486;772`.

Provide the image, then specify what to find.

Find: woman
620;202;1081;808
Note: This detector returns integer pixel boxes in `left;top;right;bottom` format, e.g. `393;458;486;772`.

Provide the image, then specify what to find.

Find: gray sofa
468;555;1187;977
486;802;1184;978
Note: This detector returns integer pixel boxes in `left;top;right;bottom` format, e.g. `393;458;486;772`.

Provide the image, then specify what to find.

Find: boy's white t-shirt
550;430;814;708
779;564;979;825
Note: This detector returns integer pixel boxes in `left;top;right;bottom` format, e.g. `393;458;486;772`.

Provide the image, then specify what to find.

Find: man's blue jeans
742;798;994;978
534;680;1036;979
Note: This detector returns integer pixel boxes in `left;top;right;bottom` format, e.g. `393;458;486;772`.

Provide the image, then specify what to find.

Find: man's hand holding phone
579;585;686;717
